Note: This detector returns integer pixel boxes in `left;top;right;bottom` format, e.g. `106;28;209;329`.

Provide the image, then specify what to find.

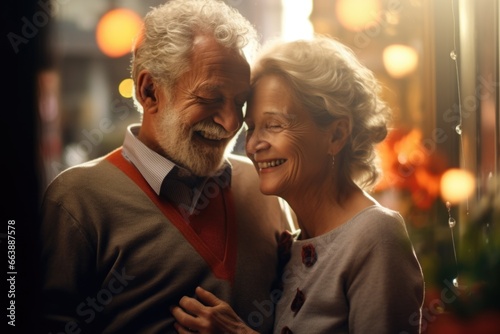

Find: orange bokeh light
440;168;476;204
335;0;382;32
96;8;143;58
383;44;419;78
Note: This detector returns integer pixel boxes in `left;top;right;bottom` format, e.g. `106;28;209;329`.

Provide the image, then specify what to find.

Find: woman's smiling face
245;74;331;198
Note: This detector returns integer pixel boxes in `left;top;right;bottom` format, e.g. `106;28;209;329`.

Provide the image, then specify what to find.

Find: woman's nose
245;130;270;159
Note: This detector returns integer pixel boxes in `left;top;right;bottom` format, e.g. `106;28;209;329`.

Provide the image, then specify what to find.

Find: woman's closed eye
266;123;284;131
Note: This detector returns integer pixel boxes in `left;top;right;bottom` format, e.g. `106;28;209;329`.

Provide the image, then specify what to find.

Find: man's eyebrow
194;84;249;100
193;83;220;93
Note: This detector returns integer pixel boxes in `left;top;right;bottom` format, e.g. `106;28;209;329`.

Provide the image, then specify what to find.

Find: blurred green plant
454;177;500;316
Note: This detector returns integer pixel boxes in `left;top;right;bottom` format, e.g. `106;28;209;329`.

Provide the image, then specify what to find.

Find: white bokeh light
281;0;314;41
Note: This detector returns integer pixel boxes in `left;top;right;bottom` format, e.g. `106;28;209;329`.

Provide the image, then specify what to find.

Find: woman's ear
328;117;350;155
136;70;160;114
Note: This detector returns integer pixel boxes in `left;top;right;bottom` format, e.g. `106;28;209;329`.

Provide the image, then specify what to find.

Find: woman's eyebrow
244;111;297;121
264;111;297;121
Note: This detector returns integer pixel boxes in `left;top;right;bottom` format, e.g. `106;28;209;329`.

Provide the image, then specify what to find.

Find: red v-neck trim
106;147;237;284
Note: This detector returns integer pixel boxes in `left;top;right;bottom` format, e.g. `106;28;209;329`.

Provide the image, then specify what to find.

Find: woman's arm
172;286;259;334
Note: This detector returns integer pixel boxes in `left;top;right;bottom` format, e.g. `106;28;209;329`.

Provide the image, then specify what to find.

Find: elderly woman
172;36;424;334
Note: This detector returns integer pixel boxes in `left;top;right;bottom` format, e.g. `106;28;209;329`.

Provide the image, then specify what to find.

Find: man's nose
212;102;243;134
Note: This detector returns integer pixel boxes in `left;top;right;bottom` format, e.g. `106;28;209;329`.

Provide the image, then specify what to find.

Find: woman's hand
171;286;258;334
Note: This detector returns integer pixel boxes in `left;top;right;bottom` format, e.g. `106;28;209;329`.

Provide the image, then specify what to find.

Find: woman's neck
289;185;377;239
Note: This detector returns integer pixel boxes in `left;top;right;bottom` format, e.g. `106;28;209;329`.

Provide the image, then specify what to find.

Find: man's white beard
155;107;236;176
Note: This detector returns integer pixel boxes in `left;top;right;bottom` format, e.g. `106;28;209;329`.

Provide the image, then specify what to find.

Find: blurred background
5;0;500;332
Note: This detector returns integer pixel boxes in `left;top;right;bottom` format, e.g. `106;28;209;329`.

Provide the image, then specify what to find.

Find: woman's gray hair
251;35;391;191
131;0;258;112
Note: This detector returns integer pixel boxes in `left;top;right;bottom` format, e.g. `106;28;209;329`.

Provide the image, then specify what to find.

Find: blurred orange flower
375;127;447;210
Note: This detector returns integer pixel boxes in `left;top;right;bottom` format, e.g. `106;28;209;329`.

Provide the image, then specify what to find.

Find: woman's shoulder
347;205;410;243
351;204;403;224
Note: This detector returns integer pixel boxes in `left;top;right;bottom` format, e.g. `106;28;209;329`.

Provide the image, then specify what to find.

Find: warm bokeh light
119;78;134;98
440;168;476;204
335;0;381;32
383;44;419;78
96;8;143;58
281;0;314;40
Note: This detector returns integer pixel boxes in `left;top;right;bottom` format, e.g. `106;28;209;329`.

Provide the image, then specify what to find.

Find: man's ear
136;70;159;114
328;117;350;155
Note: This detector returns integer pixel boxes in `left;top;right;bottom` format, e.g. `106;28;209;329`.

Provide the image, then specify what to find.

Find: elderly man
38;1;291;333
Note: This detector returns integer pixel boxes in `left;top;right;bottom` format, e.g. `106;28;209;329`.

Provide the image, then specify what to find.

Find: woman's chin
259;183;280;196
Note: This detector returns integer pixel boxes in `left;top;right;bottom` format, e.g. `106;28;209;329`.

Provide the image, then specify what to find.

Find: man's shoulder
228;152;252;166
43;152;119;197
226;153;294;231
53;155;108;179
227;153;264;188
227;153;268;199
227;153;255;177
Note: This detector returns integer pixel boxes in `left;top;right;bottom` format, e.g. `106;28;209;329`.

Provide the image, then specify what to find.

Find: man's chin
185;148;228;177
165;134;234;176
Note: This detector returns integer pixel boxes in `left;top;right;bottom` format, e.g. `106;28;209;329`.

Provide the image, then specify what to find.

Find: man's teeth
199;131;223;140
258;159;286;169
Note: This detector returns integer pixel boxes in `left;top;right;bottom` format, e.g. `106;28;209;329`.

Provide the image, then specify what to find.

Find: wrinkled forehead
185;36;250;92
245;74;298;120
192;34;250;69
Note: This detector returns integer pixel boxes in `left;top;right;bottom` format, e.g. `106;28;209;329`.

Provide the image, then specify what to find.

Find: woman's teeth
258;159;286;169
